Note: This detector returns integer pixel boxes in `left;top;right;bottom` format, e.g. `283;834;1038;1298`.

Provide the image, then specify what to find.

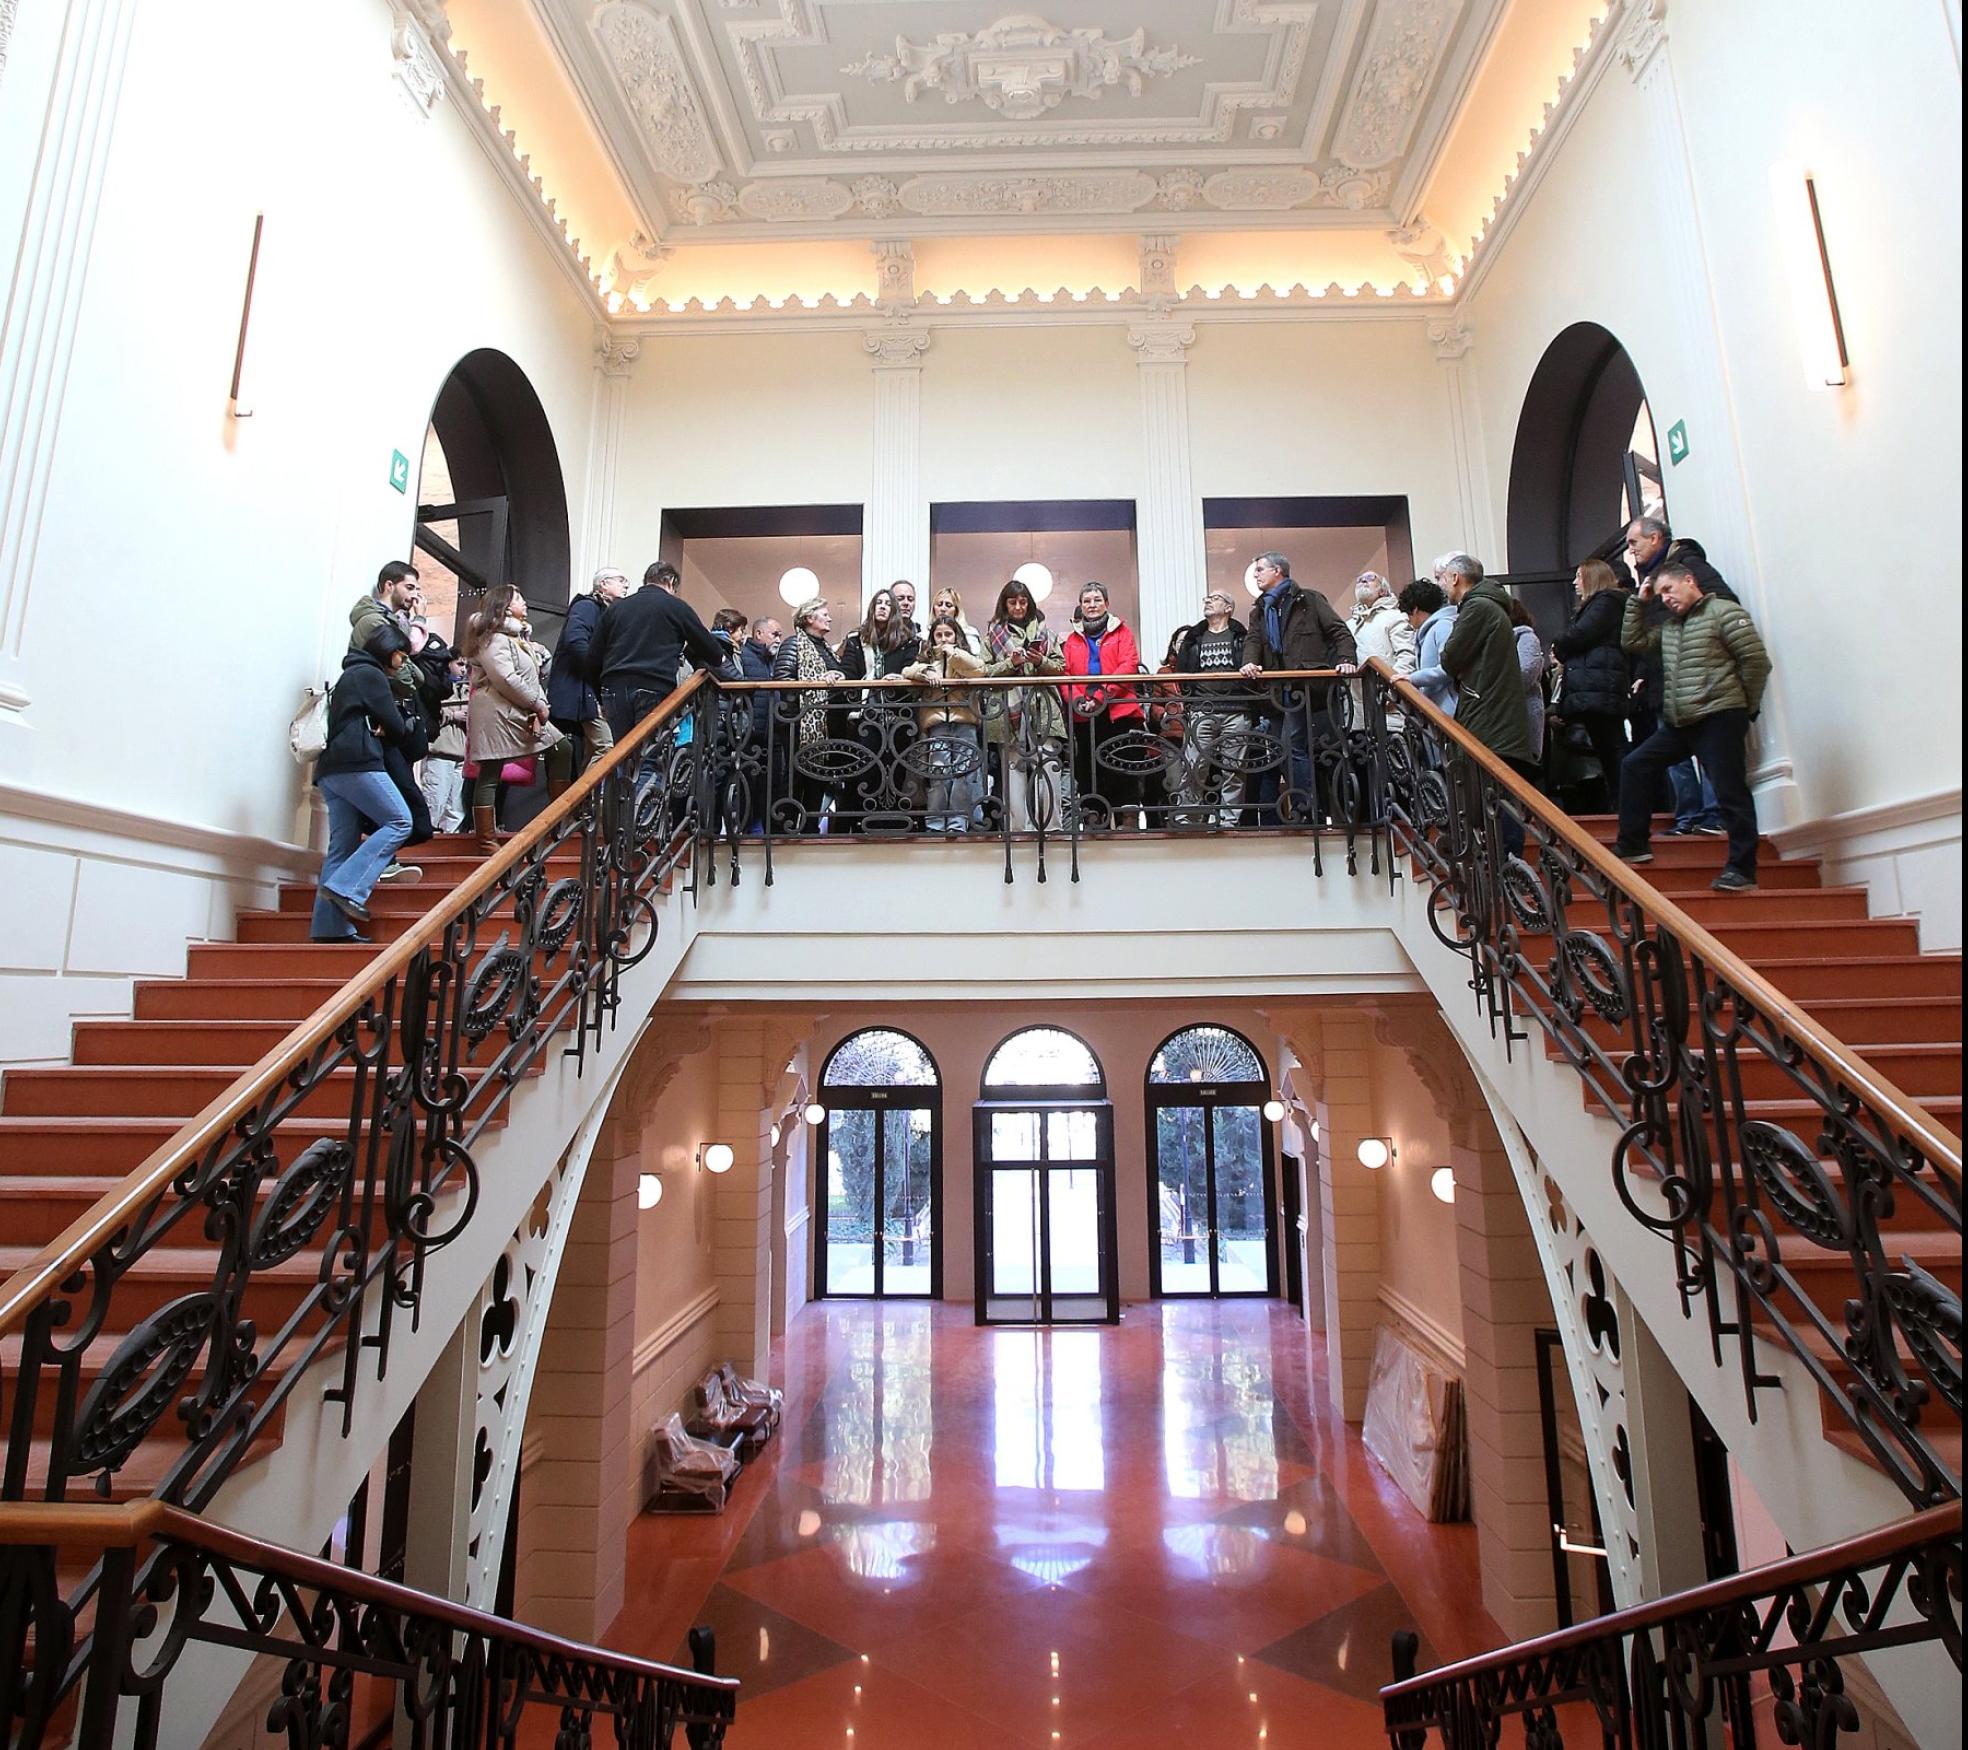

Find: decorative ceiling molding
1615;0;1669;81
389;5;448;118
1332;0;1462;170
840;16;1201;123
721;0;1321;158
595;2;723;184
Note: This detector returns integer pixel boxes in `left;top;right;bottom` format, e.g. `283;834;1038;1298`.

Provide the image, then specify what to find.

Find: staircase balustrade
0;1501;736;1749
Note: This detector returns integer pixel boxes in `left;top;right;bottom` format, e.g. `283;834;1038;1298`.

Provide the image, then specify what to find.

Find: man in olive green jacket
1433;554;1537;857
1614;562;1772;890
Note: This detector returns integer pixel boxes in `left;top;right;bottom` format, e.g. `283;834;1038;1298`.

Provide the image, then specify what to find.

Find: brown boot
473;805;502;856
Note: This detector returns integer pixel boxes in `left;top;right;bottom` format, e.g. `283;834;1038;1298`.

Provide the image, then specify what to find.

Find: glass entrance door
974;1102;1117;1325
1148;1091;1278;1298
817;1097;939;1298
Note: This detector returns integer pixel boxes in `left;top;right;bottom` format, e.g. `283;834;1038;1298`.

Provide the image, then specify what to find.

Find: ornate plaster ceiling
515;0;1507;241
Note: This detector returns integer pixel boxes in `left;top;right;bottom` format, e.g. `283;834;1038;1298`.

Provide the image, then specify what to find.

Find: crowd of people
307;519;1772;938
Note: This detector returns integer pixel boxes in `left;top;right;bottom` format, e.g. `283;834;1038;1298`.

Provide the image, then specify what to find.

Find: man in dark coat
1436;553;1536;856
592;561;726;742
547;567;627;790
1237;551;1357;823
1626;517;1737;835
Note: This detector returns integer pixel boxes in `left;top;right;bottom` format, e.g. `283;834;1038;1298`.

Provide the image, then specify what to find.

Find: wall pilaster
862;328;930;603
1128;313;1206;660
576;330;640;586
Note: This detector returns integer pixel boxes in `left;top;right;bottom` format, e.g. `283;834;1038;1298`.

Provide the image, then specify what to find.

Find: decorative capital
1127;320;1195;363
389;6;448;118
1426;314;1473;361
872;239;916;309
864;326;930;368
595;332;642;378
1615;0;1668;80
1388;217;1452;290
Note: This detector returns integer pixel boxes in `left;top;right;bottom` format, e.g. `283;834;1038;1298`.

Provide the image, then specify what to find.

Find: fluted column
862;329;930;605
576;330;640;586
1615;0;1797;811
1129;319;1206;659
0;0;143;722
1426;314;1498;563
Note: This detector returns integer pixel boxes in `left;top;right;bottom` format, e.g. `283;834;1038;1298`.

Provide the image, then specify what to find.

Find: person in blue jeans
312;623;425;942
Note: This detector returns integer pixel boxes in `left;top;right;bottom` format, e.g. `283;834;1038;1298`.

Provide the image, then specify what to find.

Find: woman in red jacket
1061;582;1149;829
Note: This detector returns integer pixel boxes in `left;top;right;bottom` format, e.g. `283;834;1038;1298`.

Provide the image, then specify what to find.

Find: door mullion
871;1108;886;1299
1202;1096;1220;1298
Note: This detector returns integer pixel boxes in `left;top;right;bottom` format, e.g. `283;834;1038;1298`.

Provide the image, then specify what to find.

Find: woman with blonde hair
929;585;983;654
1550;557;1633;811
770;597;845;832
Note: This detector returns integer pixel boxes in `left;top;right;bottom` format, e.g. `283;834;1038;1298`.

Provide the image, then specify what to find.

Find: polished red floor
612;1300;1495;1748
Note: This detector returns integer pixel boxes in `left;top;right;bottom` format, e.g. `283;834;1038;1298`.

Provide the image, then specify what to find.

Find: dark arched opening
1507;322;1663;574
414;348;571;644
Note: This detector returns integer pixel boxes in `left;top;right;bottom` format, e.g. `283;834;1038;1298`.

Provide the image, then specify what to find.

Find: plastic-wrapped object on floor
645;1411;739;1514
1360;1325;1469;1522
689;1369;773;1461
716;1359;784;1427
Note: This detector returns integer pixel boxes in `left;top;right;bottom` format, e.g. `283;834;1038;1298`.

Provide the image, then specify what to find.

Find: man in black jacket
592;562;726;742
1626;517;1738;835
1237;551;1357;824
548;567;628;788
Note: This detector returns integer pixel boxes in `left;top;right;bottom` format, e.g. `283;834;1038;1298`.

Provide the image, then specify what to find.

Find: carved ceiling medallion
596;3;721;184
841;14;1201;123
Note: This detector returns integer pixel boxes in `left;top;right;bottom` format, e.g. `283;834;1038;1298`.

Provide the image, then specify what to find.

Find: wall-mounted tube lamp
1770;162;1847;389
698;1142;735;1175
1261;1099;1286;1123
1356;1138;1394;1170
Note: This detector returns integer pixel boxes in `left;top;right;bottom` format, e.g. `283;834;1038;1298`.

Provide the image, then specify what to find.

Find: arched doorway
1145;1025;1279;1299
973;1027;1117;1326
812;1028;942;1300
412;348;572;646
1507;321;1667;575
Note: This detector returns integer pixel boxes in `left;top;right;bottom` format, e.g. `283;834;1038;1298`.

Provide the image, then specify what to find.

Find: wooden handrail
1370;656;1965;1188
724;668;1344;689
0;672;712;1344
1379;1500;1960;1699
0;1499;738;1695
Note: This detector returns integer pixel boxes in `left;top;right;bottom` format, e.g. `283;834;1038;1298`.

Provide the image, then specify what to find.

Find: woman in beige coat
901;616;986;833
466;584;563;852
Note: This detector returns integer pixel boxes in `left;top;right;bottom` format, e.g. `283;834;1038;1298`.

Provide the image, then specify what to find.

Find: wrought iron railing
699;670;1374;885
0;1500;736;1749
1357;659;1962;1511
0;676;709;1723
1381;1500;1961;1748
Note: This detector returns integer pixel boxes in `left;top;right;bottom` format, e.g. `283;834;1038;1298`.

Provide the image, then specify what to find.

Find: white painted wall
0;0;603;1063
1460;3;1963;942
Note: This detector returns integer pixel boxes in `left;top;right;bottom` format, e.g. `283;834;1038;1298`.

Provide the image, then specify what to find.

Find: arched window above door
983;1027;1105;1092
822;1028;939;1088
1148;1025;1266;1086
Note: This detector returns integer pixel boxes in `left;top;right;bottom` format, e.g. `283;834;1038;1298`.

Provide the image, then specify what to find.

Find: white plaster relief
596;2;722;184
390;8;447;117
738;176;855;220
840;16;1200;122
1615;0;1668;80
1332;0;1462;170
898;170;1159;217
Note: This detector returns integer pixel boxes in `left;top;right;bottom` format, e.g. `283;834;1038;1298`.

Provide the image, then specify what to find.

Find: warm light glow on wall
1770;163;1848;389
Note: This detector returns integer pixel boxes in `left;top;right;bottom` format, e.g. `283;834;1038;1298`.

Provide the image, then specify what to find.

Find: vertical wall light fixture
1770;163;1847;390
228;214;264;418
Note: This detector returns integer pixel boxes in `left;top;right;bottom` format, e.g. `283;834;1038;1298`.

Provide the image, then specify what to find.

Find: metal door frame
972;1099;1118;1326
812;1087;943;1301
1144;1079;1280;1300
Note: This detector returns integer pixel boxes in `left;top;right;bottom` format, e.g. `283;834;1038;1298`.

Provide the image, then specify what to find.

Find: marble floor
610;1299;1496;1748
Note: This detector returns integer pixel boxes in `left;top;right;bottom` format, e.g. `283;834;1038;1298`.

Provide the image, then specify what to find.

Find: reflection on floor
610;1300;1495;1748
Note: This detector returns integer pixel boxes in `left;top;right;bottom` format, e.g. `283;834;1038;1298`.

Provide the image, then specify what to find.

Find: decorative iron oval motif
1885;1263;1963;1415
1501;857;1551;932
898;735;984;781
462;945;525;1044
792;738;877;784
73;1292;216;1475
1092;730;1180;778
249;1139;354;1271
1561;931;1628;1023
1739;1121;1851;1249
1417;770;1452;830
535;877;585;955
1216;728;1285;777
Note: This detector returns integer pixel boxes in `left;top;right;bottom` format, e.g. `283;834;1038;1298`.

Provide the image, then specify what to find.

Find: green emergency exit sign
389;449;411;493
1666;420;1690;466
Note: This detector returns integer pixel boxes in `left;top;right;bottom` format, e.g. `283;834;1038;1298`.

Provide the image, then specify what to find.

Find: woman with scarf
770;598;845;833
982;577;1068;832
465;583;563;855
1061;581;1147;830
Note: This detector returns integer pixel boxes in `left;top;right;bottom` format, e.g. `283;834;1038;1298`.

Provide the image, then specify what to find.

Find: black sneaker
1711;869;1758;892
1664;822;1696;837
1613;844;1654;866
1692;822;1727;838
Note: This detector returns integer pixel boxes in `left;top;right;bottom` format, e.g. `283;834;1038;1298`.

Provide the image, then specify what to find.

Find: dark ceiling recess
1507;321;1645;573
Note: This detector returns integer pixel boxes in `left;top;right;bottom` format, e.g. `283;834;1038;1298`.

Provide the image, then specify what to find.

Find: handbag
288;682;331;765
463;755;538;785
